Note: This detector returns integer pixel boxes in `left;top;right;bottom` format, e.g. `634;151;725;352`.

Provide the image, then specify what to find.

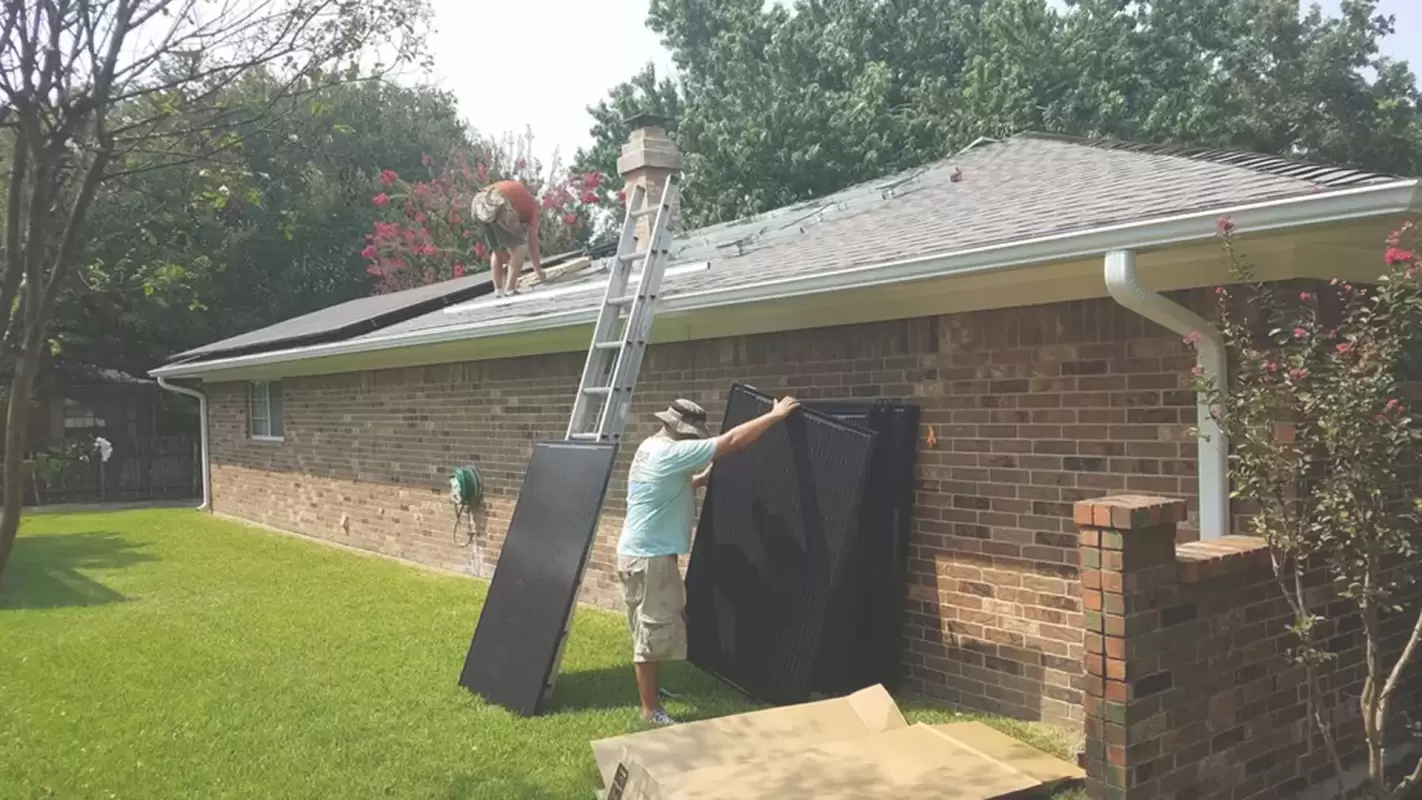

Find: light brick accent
209;295;1214;726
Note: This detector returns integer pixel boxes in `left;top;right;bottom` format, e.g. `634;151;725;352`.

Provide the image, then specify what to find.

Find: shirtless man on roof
471;179;547;298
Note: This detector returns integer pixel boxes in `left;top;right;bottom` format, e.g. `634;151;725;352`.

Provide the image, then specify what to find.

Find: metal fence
22;435;200;506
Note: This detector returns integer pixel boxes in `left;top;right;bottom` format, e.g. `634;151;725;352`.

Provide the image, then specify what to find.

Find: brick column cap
1074;494;1186;530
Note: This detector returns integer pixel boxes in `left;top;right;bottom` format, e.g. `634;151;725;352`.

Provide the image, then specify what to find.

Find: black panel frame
458;440;619;716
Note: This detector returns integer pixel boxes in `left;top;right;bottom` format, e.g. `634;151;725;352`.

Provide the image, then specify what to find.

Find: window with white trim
249;381;284;440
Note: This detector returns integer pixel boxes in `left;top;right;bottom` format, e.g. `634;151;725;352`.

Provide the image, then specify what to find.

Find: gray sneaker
644;707;678;726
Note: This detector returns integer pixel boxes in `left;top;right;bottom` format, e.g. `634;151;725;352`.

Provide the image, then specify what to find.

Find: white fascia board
150;180;1422;380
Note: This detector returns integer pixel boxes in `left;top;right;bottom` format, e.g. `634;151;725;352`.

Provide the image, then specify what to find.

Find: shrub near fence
17;436;199;506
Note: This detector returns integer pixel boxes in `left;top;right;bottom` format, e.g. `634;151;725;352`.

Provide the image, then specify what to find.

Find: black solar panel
803;401;921;695
685;384;876;705
458;440;619;716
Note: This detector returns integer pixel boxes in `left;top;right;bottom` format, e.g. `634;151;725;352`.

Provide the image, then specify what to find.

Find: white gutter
1104;250;1228;539
156;377;210;511
151;179;1420;379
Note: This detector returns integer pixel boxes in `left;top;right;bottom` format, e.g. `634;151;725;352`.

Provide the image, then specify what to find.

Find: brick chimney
617;112;681;245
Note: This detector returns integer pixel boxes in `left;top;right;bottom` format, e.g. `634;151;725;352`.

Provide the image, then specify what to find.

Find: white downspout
1104;250;1228;539
156;376;210;511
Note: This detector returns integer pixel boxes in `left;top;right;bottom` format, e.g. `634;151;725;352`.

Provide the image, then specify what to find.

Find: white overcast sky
415;0;1421;167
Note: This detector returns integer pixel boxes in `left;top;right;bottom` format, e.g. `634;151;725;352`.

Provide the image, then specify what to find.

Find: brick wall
1074;495;1422;800
208;294;1211;727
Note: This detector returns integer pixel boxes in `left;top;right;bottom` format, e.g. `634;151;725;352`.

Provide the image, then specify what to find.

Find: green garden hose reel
449;464;484;547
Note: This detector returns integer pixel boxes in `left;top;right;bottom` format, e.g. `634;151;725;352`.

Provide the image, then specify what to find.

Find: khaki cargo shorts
617;554;687;664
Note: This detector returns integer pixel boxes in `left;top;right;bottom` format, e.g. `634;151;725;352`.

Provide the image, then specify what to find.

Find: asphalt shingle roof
169;133;1401;365
368;133;1397;340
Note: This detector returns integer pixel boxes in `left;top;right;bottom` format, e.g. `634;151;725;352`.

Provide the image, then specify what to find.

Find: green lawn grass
1;509;1083;799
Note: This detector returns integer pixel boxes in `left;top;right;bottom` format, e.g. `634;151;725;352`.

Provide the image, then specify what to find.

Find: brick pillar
617;112;681;246
1075;495;1187;800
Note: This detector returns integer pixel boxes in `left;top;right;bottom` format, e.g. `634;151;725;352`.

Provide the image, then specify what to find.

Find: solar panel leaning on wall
684;383;878;705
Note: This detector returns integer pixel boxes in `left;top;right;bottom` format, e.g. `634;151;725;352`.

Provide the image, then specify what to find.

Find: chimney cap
623;111;670;130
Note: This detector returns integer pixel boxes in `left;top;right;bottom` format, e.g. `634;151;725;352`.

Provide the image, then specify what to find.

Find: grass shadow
548;661;760;724
0;531;158;610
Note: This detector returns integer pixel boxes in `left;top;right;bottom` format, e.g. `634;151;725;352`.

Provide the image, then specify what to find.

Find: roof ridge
1012;131;1399;188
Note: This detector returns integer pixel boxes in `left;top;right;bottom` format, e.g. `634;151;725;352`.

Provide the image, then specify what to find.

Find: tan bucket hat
655;399;712;438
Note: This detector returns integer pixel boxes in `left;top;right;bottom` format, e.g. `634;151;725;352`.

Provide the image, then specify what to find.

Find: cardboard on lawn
931;722;1086;787
589;684;906;788
606;723;1043;800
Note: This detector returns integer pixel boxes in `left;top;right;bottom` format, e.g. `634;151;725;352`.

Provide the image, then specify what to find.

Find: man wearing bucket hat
616;394;800;725
470;179;546;297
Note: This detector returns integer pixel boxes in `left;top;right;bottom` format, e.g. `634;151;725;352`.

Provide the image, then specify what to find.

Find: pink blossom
361;244;377;259
1386;246;1415;265
1217;216;1236;237
1386;398;1401;411
1343;283;1354;293
1183;331;1203;346
1190;364;1204;376
1214;286;1225;295
584;171;603;190
1289;368;1309;381
563;212;579;227
515;157;527;171
1299;292;1312;302
1325;328;1338;340
473;241;489;260
1294;327;1307;339
581;191;599;204
1265;362;1280;373
373;193;391;208
452;264;465;278
1337;342;1355;355
421;153;434;167
379;169;400;187
616;190;627;204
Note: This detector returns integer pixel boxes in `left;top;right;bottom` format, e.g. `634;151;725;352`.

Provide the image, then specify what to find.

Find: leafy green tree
0;0;430;588
572;63;683;182
586;0;1422;227
60;78;472;376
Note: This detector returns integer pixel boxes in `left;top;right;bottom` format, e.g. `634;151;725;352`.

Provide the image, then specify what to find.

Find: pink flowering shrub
1192;219;1422;797
360;136;623;293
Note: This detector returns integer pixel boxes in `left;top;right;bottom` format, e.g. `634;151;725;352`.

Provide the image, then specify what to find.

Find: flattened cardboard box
608;723;1042;799
589;684;906;789
931;721;1085;787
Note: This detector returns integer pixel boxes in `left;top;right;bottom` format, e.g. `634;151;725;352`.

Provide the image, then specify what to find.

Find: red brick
205;298;1211;729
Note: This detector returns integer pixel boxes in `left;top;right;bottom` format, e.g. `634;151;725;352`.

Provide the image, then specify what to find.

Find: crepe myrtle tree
1191;217;1422;798
361;134;623;293
0;0;431;588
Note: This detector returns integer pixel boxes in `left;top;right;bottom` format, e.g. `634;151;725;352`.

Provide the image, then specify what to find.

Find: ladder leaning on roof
564;179;677;444
541;180;676;703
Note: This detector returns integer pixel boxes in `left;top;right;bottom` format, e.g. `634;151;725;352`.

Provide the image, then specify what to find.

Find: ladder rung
582;386;614;396
609;294;639;306
594;341;623;350
617;250;649;263
630;205;661;219
568;432;601;441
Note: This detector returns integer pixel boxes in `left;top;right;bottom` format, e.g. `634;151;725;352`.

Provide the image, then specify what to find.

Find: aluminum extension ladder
565;180;677;444
543;179;676;703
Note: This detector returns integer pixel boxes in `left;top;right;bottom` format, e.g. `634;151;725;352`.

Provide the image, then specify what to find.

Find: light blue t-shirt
617;435;718;557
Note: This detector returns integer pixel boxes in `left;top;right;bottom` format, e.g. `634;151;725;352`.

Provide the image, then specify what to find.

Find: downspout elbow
1104;250;1228;539
156;376;210;511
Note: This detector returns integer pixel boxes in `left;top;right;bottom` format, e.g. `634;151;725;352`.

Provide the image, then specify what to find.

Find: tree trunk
0;353;40;590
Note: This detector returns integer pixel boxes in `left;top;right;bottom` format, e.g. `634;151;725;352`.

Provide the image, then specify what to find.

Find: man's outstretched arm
711;395;799;459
